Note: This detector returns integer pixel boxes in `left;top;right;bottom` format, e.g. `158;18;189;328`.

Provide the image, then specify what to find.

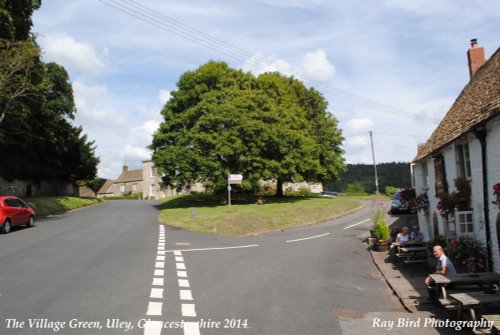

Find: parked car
321;191;340;197
0;196;36;234
390;189;417;214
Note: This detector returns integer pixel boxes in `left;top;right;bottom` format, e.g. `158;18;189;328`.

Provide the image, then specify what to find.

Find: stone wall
0;177;76;197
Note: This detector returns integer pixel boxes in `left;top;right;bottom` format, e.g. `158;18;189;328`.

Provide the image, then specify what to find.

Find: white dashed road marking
182;303;197;317
180;289;193;301
286;233;330;243
343;218;371;229
146;301;162;316
166;244;260;253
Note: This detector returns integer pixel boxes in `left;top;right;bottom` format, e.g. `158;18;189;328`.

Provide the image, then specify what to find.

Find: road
0;200;403;335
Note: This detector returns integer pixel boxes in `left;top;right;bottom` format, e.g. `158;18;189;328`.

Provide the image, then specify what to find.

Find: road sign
228;174;243;184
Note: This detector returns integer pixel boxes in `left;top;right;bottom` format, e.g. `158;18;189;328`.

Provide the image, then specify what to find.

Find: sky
32;0;500;179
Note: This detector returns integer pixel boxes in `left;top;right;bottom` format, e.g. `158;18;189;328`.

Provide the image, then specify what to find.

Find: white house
412;40;500;271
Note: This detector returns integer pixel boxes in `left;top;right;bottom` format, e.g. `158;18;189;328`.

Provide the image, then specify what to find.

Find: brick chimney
122;164;128;173
467;38;485;79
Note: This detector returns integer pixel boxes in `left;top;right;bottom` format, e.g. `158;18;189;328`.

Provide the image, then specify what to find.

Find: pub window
456;143;471;179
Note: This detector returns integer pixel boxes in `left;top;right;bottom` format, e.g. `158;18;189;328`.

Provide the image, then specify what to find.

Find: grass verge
27;196;102;218
159;194;361;236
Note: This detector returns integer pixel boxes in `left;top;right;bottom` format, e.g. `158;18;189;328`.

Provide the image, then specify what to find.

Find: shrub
372;218;390;242
385;186;399;198
344;182;366;194
448;237;487;273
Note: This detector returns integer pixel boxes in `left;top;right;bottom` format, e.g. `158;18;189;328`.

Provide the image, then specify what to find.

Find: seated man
410;226;424;242
424;245;457;301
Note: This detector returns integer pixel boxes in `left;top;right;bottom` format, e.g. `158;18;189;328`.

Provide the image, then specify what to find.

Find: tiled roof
115;169;143;183
414;47;500;162
97;180;114;194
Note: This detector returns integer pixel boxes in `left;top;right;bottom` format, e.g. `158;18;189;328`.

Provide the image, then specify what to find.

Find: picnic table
449;291;500;321
391;242;428;264
429;272;500;302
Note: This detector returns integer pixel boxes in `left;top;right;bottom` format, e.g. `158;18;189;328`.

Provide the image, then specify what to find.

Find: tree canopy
0;0;99;183
150;61;345;194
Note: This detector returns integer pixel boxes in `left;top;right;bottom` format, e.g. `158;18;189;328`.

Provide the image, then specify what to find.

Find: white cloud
119;144;151;162
131;119;160;144
345;135;370;148
241;52;294;76
40;33;107;77
159;89;171;104
300;49;335;82
345;117;374;131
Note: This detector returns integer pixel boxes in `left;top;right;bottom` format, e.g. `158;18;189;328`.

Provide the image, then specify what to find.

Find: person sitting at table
410;226;424;242
396;226;410;245
424;245;457;301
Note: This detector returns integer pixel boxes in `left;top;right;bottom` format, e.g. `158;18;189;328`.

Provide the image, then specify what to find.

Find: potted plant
372;218;390;252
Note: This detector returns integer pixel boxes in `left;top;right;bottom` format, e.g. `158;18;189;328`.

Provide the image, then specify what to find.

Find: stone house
97;160;205;199
412;40;500;271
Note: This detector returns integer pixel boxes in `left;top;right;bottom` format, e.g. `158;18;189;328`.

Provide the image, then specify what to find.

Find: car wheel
27;216;35;228
1;220;11;234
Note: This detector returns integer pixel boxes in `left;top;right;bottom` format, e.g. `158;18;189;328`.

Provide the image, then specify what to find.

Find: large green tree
0;0;99;184
150;61;345;195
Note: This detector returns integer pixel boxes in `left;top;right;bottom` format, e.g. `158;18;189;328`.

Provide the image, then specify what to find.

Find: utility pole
369;131;380;194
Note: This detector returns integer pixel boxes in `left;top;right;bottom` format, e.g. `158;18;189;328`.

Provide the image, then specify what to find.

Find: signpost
228;174;243;210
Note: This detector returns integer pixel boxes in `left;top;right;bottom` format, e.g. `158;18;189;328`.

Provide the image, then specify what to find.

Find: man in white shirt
425;245;457;301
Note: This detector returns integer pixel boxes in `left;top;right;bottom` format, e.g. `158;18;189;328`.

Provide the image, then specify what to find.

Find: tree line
0;0;99;183
325;162;412;194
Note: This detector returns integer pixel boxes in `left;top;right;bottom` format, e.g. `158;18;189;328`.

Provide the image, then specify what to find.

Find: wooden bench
481;315;500;334
449;292;500;322
398;246;428;264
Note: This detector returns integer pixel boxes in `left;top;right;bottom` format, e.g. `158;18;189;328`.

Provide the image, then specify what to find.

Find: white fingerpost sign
228;174;243;209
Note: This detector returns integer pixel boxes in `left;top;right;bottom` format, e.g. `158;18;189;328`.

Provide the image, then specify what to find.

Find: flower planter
374;241;390;252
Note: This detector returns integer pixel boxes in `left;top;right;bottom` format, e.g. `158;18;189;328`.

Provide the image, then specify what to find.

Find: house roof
414;47;500;162
97;180;114;194
115;169;143;183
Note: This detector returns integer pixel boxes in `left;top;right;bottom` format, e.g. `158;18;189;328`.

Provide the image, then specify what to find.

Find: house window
132;184;137;192
150;184;156;196
422;162;428;188
120;184;125;193
457;211;474;235
150;167;155;178
456;143;471;179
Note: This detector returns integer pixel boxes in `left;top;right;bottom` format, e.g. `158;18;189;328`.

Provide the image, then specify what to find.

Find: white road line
166;244;260;253
146;302;162;316
175;256;184;262
154;269;164;276
157;251;165;256
181;304;197;317
152;277;164;286
178;279;190;288
180;289;193;300
177;271;187;278
143;320;163;335
286;233;330;243
183;322;201;335
155;262;165;269
158;243;165;247
176;262;186;270
150;288;164;299
343;218;371;230
158;246;165;251
156;255;165;261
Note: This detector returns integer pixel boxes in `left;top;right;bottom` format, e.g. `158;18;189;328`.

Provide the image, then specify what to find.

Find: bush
448;237;487;273
385;186;399;198
372;218;390;242
284;187;316;197
344;182;366;194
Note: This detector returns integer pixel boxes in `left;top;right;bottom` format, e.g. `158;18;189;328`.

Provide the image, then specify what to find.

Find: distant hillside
326;162;412;193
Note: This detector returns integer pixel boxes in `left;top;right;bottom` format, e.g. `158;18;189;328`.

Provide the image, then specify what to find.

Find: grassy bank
27;197;102;218
159;194;361;236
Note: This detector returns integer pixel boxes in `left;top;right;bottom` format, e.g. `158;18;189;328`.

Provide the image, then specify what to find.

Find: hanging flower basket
494;183;500;208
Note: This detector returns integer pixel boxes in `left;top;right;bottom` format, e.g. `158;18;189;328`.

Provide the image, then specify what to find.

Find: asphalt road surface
0;200;405;335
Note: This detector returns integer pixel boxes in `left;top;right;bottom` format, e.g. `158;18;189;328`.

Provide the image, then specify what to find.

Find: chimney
122;164;128;173
467;38;485;79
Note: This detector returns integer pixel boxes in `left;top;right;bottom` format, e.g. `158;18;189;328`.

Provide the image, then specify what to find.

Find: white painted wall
487;115;500;272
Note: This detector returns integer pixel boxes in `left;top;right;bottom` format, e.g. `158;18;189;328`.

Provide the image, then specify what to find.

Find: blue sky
32;0;500;179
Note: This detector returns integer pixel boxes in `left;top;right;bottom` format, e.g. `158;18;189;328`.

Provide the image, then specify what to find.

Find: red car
0;196;36;234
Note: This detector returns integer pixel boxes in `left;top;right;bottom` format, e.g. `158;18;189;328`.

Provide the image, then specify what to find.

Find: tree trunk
276;178;284;197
